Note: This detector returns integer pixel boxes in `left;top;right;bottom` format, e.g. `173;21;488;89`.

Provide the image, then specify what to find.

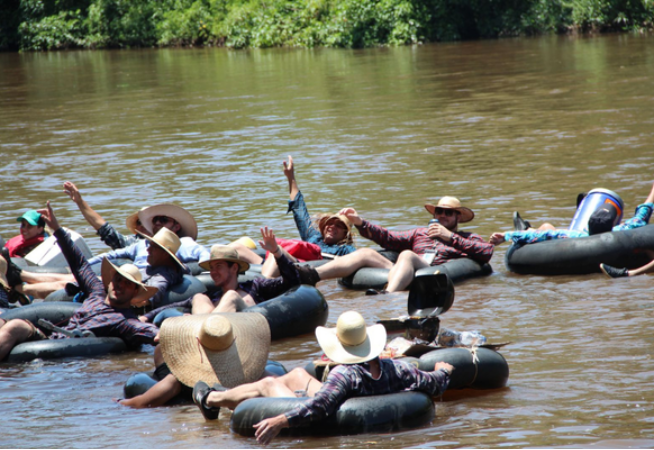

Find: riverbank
2;0;653;51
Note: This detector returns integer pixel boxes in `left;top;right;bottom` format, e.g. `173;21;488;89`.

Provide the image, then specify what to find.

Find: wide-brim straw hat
160;312;271;388
100;258;158;306
0;255;9;290
139;204;198;240
136;228;184;270
199;244;250;274
318;214;352;236
315;311;387;364
125;207;149;235
424;196;475;223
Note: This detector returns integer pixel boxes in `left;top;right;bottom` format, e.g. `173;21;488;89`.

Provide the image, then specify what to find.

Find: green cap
17;210;42;226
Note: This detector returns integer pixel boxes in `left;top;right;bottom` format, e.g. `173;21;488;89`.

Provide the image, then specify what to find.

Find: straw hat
0;255;9;291
160;313;271;388
137;228;184;270
100;258;158;306
125;207;149;235
424;196;475;223
199;244;250;274
138;204;198;240
315;311;387;364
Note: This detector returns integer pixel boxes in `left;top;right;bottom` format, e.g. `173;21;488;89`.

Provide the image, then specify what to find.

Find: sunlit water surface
1;33;654;448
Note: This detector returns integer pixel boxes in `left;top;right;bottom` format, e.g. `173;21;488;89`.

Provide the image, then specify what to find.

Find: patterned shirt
142;250;303;321
287;191;356;257
87;236;210;269
504;202;653;247
356;220;494;265
96;222;141;250
49;228;159;345
285;358;451;427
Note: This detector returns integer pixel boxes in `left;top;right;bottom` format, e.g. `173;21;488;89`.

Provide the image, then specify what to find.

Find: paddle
407;272;454;317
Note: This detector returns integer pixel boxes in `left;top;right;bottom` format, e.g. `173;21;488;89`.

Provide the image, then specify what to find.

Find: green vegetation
1;0;653;51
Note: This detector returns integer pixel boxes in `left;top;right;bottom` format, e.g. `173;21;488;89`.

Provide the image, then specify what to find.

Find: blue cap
17;210;42;226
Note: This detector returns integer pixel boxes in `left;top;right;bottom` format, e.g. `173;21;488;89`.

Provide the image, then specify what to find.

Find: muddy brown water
1;33;654;448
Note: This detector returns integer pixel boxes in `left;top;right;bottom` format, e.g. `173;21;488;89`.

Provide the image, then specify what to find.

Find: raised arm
63;181;106;231
283;155;300;201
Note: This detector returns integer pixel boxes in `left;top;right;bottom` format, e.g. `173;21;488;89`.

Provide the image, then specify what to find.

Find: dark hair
37;217;46;228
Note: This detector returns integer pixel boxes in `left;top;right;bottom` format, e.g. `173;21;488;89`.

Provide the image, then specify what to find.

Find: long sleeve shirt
87;236;210;269
356;220;494;265
504;202;654;247
142;250;303;321
96;222;141;250
284;358;451;427
49;228;158;346
287;191;356;257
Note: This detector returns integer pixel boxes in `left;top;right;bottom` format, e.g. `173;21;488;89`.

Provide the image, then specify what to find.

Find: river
1;33;654;448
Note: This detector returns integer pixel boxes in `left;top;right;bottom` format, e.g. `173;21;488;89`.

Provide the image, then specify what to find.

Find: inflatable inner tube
1;302;129;363
44;274;206;306
505;224;654;275
231;391;434;437
339;256;492;290
243;285;329;340
418;347;509;390
6;337;126;363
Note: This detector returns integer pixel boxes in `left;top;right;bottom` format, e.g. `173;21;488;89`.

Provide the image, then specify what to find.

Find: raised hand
63;181;83;204
259;227;280;254
489;232;506;245
36;201;60;231
337;207;362;226
283;155;295;181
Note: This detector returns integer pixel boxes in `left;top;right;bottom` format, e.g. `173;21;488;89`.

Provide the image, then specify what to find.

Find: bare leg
0;319;35;361
20;272;75;284
119;373;182;409
191;293;216;315
212;290;254;313
627;251;654;277
20;281;68;300
386;250;431;292
316;248;393;280
261;249;297;278
228;243;264;265
645;181;654;204
205;368;321;410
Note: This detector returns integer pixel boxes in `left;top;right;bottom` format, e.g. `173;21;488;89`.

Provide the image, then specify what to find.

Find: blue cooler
569;188;624;232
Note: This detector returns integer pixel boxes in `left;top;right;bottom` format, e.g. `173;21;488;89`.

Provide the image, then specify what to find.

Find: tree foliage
1;0;653;51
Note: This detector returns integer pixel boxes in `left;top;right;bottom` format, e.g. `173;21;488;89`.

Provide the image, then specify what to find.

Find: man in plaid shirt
0;202;159;361
292;196;494;293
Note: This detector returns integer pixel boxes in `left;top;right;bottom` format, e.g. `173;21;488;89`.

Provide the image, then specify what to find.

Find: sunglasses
135;219;142;227
153;215;175;225
434;207;458;217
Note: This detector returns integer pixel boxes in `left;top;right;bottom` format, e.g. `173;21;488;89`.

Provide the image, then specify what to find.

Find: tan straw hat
138;204;198;240
100;258;158;306
199;244;250;274
125;207;149;235
137;228;184;270
424;196;475;223
0;255;9;291
160;312;271;388
315;311;387;364
318;214;353;242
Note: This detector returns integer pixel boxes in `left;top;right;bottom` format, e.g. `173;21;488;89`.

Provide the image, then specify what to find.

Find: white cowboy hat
136;228;184;270
424;196;475;223
100;258;158;307
160;313;270;388
199;244;250;274
138;204;198;240
315;311;387;364
125;207;149;235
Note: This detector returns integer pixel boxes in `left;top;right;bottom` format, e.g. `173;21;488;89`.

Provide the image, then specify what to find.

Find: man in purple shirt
291;196;494;293
0;202;159;361
193;310;453;444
